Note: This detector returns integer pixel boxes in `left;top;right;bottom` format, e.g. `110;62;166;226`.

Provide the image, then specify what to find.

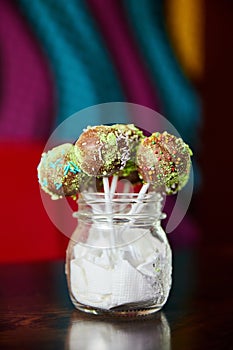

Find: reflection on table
67;312;170;350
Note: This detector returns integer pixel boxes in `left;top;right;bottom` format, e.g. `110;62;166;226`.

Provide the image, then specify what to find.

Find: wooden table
0;245;232;350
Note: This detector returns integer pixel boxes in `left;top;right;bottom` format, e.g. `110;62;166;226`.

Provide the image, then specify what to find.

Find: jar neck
74;192;165;223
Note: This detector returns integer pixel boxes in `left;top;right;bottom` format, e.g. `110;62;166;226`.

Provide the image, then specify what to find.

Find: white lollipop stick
110;174;118;196
128;183;150;216
103;177;111;207
103;177;116;249
123;180;131;194
118;182;149;240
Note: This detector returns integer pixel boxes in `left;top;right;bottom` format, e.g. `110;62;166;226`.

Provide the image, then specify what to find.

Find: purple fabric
0;0;55;140
164;197;200;248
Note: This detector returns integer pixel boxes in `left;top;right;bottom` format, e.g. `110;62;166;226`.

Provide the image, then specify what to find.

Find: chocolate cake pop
74;125;132;177
136;132;192;194
157;131;192;191
112;123;144;157
37;143;86;199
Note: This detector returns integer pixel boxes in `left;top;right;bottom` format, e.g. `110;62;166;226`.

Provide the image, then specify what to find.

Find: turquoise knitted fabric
18;0;201;148
18;0;126;136
124;0;201;147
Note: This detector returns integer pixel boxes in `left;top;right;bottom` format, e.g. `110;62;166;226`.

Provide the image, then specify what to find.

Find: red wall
0;142;68;263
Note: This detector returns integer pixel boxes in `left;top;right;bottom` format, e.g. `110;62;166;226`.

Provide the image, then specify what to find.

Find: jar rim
75;191;165;222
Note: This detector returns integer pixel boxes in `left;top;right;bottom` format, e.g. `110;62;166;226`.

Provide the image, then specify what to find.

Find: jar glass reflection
66;312;171;350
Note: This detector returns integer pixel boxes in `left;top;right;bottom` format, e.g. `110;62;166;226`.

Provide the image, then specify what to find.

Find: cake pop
136;132;192;194
74;125;132;177
38;143;86;199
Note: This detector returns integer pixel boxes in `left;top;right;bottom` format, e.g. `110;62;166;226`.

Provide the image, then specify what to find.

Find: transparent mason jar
65;191;172;317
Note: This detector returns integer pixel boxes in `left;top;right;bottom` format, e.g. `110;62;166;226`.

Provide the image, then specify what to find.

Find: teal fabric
124;0;201;147
18;0;201;149
18;0;126;133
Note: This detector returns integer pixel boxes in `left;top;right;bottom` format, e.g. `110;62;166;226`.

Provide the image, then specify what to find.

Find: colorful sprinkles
136;131;192;194
37;124;192;200
37;143;85;200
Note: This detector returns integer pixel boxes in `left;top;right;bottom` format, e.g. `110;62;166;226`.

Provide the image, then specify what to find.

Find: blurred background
0;0;232;262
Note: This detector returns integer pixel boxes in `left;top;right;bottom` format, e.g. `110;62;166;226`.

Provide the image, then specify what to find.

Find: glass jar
65;191;172;317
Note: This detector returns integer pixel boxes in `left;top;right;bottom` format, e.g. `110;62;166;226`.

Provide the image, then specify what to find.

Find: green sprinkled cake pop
136;132;192;194
74;125;133;177
37;143;87;200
